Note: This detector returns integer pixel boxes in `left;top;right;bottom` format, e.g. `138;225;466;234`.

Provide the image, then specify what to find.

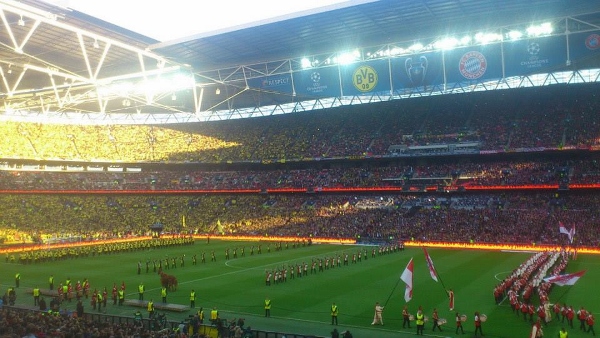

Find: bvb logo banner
352;65;378;92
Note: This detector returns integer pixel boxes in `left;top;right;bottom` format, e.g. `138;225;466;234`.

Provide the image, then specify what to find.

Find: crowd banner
443;44;503;84
293;66;341;98
246;73;293;95
568;30;600;64
504;35;567;77
391;50;444;90
339;59;391;96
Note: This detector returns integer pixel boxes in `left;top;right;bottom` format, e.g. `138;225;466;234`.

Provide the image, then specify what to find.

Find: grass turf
1;240;599;338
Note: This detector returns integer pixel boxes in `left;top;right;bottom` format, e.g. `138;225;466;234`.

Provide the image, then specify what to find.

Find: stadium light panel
336;50;360;65
527;22;552;37
408;43;424;52
434;37;459;50
300;58;311;69
389;47;405;56
507;30;523;40
460;36;471;45
474;32;502;44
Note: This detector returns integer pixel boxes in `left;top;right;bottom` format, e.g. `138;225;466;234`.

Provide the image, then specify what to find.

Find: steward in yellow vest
190;290;196;308
264;297;271;317
210;307;219;324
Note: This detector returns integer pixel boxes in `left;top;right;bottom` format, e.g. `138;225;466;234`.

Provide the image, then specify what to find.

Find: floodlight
508;30;523;40
301;58;311;69
18;15;24;26
526;22;552;37
434;37;459;50
475;32;502;44
93;39;100;49
541;22;553;34
408;43;424;52
460;36;472;45
389;47;404;56
336;50;360;65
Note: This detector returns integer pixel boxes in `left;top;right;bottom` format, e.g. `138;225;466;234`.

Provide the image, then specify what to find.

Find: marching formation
494;248;594;337
264;244;403;287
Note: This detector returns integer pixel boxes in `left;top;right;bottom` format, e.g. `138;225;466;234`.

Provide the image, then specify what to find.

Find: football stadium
1;1;600;337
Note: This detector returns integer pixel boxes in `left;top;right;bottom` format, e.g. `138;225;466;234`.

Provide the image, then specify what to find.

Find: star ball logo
459;51;487;80
527;42;540;56
352;65;378;92
521;41;549;69
310;72;321;83
306;71;328;94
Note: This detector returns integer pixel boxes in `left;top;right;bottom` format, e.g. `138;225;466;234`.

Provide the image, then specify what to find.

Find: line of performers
264;244;403;286
379;304;486;336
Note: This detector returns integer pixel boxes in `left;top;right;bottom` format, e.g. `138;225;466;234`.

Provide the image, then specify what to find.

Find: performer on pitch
447;289;455;311
371;302;384;325
402;305;411;328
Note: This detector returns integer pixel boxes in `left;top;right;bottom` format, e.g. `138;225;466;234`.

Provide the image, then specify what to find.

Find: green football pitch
1;239;599;338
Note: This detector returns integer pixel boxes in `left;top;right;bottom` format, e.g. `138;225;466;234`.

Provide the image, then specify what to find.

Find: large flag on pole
422;247;439;282
543;270;586;286
559;221;575;243
400;258;414;302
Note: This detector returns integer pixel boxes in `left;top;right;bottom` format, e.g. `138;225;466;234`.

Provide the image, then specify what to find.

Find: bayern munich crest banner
568;31;600;64
293;66;341;98
503;35;567;77
390;51;443;90
444;44;502;84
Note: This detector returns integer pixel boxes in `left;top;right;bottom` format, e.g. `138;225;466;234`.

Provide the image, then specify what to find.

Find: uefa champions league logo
310;72;321;83
527;42;540;56
307;71;327;94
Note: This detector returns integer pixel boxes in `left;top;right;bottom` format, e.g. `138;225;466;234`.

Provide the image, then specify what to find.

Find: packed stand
0;192;598;248
0;84;599;163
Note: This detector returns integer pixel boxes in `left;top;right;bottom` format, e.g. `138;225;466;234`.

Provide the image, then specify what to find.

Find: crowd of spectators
0;84;598;163
0;158;599;192
0;84;598;263
0;307;180;338
0;192;598;247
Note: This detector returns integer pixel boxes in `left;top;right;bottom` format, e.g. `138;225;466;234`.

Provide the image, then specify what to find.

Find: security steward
265;296;272;317
138;282;145;301
147;299;155;318
33;286;40;306
161;287;167;303
190;289;196;308
331;302;339;325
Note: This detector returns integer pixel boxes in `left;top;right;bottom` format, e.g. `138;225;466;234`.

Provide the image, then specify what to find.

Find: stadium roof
0;0;599;123
152;0;600;70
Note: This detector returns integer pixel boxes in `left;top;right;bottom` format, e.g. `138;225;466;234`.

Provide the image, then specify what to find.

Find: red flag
543;270;586;286
422;247;439;282
400;258;413;302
